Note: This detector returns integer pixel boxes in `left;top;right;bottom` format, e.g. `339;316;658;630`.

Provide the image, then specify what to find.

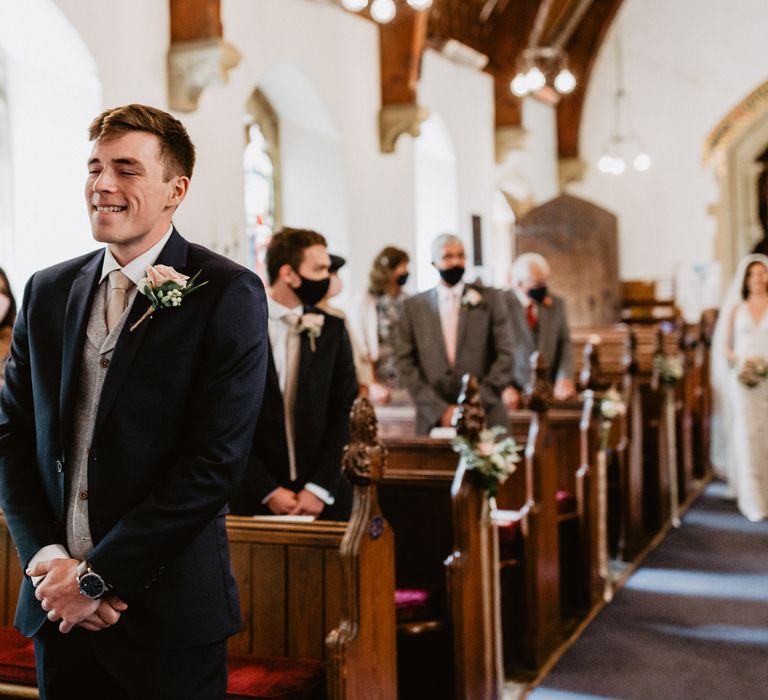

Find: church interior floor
513;481;768;700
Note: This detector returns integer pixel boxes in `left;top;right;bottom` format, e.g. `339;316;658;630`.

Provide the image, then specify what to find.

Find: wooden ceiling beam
169;0;222;42
556;0;624;160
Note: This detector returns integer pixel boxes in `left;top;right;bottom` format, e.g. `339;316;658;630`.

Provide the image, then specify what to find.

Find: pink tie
443;293;459;366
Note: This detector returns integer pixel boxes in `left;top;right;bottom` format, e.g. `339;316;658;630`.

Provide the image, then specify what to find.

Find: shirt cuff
28;544;70;586
305;482;335;505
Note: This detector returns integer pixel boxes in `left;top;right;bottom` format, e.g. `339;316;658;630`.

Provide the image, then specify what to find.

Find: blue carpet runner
528;481;768;700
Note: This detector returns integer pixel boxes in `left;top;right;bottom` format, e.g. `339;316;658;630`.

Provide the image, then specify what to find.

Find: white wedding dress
728;303;768;521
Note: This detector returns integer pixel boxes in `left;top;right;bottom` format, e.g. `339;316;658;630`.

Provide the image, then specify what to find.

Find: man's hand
554;378;576;401
369;382;391;406
266;487;299;515
290;489;325;517
439;404;459;427
27;558;99;634
77;593;128;632
502;386;521;411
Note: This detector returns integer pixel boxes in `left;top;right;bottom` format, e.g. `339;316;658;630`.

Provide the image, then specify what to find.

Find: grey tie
283;314;301;482
105;270;134;334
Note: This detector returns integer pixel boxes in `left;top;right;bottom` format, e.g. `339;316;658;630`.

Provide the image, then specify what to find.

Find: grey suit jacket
395;284;515;434
505;291;574;389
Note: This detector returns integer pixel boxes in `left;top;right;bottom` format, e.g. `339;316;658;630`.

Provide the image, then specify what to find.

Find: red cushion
227;655;325;700
394;588;431;623
556;490;577;515
0;625;36;686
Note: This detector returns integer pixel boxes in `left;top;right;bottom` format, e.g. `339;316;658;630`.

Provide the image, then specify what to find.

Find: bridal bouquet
452;426;521;498
737;357;768;388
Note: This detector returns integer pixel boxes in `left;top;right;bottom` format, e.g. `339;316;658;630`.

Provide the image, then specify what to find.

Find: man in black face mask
503;252;575;406
395;233;516;434
230;228;358;519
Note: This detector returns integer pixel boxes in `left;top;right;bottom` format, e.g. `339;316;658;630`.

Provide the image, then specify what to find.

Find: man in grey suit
395;234;516;434
503;252;575;407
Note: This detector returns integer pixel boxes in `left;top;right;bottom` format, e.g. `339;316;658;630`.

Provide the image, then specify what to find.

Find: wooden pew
0;398;397;700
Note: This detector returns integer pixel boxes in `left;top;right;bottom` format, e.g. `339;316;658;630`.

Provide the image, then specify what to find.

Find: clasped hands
27;558;127;634
266;487;325;516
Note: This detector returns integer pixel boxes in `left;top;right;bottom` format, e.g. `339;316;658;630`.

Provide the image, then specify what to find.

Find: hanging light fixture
509;47;577;98
340;0;432;24
597;31;652;176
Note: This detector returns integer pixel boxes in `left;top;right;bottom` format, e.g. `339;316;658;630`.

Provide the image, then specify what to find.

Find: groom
0;104;268;698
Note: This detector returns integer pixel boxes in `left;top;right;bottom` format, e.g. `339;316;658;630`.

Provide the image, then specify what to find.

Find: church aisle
526;481;768;700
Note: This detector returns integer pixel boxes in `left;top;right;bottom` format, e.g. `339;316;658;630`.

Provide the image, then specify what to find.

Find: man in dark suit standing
503;252;575;407
395;233;516;434
229;228;357;521
0;104;268;698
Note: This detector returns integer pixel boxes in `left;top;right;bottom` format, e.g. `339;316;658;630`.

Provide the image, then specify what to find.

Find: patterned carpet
527;481;768;700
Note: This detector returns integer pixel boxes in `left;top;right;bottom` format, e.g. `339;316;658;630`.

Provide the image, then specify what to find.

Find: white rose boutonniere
296;312;325;352
461;288;483;308
130;264;208;332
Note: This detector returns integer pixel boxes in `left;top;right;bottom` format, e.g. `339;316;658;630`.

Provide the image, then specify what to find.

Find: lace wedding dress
728;303;768;521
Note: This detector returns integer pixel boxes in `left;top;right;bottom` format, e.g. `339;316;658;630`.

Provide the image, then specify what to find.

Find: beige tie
443;292;459;367
105;270;134;334
283;314;301;482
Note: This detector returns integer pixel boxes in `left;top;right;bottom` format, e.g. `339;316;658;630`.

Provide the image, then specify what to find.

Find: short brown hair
266;228;327;285
369;246;409;295
88;104;196;180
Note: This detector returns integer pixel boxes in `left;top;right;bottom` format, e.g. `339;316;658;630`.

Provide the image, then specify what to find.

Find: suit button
99;358;110;368
79;491;88;500
55;460;63;473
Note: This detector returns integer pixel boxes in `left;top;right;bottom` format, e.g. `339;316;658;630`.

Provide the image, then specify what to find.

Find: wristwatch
76;560;107;599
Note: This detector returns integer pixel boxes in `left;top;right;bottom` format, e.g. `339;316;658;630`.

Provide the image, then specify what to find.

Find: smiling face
85;130;188;265
744;261;768;298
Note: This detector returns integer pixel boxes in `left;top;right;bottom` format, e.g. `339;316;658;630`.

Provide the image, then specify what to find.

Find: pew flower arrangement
599;386;626;450
296;312;325;352
737;357;768;388
452;426;521;498
130;265;208;332
653;354;684;385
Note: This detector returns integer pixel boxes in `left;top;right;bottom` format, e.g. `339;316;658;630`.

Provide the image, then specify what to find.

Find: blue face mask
527;286;548;304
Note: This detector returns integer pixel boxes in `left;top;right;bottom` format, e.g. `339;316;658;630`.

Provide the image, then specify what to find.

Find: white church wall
1;0;101;295
569;0;768;282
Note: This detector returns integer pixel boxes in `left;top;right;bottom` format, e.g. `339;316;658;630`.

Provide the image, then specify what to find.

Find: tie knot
109;270;134;292
282;313;301;329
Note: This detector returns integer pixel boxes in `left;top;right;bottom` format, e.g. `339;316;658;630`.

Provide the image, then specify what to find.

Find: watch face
79;572;106;599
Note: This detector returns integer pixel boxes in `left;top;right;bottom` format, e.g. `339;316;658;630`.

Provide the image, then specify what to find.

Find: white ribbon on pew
488;498;529;527
597;448;614;603
663;385;682;528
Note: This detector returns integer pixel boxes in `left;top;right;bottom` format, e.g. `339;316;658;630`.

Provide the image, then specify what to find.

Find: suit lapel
60;252;104;450
94;229;189;431
455;287;471;359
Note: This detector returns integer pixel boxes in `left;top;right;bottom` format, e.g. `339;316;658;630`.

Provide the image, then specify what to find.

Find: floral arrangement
461;288;483;308
737;356;768;388
296;312;325;351
600;386;626;421
452;425;521;497
653;354;684;385
130;265;207;332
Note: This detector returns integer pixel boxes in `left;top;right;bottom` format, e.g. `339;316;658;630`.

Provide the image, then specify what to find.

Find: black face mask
395;273;409;287
438;266;465;287
293;274;330;307
527;286;548;304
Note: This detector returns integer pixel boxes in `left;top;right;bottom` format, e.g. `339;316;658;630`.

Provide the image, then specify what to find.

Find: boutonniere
461;288;483;308
295;312;325;352
129;264;208;332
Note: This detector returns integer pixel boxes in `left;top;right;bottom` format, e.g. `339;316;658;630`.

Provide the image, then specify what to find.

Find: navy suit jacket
0;229;268;649
229;309;357;520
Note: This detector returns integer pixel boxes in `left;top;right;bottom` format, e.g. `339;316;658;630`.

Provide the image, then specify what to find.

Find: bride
711;253;768;521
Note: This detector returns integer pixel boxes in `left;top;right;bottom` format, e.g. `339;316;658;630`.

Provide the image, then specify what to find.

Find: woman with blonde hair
350;246;410;405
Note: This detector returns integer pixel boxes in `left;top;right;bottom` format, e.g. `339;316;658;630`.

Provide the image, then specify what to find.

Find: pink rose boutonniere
461;288;483;308
129;264;208;332
296;312;325;352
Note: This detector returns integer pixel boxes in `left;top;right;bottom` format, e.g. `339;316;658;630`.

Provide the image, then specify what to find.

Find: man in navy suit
0;105;268;698
229;228;357;521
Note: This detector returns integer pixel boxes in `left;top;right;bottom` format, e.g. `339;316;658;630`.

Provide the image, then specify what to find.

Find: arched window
244;89;281;279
